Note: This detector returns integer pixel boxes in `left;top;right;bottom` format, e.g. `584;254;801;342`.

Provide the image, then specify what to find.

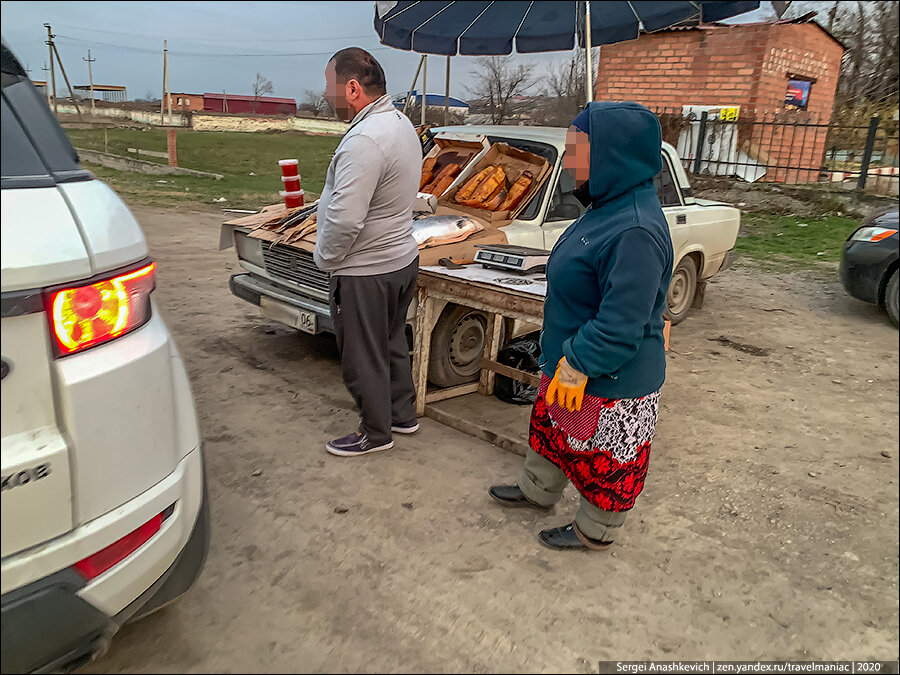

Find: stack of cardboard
222;203;319;254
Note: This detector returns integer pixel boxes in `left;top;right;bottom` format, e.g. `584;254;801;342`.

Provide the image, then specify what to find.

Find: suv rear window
1;42;91;188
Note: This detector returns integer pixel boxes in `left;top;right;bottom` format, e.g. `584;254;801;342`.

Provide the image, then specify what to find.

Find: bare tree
402;100;466;126
251;73;274;113
300;89;329;117
784;1;899;110
536;54;587;126
465;56;536;125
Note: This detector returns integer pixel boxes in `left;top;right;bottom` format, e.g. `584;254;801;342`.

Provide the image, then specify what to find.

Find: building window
185;97;190;105
785;78;812;109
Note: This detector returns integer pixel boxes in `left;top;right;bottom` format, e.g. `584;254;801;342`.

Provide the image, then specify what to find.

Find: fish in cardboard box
412;215;483;248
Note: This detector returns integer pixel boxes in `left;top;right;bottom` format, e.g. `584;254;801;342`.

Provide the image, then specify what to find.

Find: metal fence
650;106;899;195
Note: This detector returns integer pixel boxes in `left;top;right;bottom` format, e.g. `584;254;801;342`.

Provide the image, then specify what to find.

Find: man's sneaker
326;431;394;457
391;419;420;434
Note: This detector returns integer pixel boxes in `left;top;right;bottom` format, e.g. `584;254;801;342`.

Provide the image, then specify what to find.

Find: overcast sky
1;1;774;103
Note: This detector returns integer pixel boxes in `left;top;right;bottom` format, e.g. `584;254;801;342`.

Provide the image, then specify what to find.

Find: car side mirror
549;202;582;221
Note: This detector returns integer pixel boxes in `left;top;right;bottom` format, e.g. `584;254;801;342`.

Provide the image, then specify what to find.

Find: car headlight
235;232;265;267
849;227;898;242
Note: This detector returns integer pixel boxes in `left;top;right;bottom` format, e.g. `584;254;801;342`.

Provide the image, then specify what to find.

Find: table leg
413;288;434;417
478;312;504;396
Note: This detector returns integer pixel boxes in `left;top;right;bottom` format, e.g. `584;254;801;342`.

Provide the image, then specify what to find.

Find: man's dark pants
329;258;419;445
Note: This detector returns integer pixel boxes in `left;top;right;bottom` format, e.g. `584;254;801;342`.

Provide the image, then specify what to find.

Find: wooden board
417;228;509;267
222;203;288;228
424;405;529;456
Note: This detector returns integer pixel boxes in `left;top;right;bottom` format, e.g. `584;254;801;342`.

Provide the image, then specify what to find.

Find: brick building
594;17;845;183
202;93;297;116
169;93;204;112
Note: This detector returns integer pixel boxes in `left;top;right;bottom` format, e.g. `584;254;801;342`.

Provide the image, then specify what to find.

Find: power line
54;35;392;58
53;22;378;43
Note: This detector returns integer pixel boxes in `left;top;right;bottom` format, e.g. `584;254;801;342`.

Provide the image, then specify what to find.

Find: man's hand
545;357;588;412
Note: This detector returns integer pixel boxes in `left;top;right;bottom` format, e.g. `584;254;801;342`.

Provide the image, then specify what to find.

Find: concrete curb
75;148;223;179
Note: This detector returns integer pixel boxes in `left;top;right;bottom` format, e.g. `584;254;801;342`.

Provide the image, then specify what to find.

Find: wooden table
412;266;546;420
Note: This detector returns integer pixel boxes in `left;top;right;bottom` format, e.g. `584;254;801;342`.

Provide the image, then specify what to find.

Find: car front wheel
885;269;899;328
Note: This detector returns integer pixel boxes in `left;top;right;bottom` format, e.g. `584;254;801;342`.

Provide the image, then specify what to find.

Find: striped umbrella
375;1;764;109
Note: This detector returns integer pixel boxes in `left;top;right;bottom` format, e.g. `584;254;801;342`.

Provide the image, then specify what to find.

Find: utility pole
44;25;81;120
51;40;82;120
40;62;51;107
44;24;57;115
161;40;167;125
165;46;171;119
83;49;95;118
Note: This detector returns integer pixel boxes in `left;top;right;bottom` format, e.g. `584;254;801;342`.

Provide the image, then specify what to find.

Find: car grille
261;244;330;293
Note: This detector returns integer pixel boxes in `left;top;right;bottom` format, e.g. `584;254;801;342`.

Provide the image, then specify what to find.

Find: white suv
1;43;209;673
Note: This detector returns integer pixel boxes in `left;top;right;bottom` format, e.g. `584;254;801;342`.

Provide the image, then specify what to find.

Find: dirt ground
81;206;899;673
690;175;898;218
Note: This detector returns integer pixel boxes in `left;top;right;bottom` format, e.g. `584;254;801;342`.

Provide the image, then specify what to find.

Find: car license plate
260;297;317;334
296;309;317;334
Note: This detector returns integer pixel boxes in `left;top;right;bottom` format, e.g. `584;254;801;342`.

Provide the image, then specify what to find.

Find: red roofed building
202;93;297;116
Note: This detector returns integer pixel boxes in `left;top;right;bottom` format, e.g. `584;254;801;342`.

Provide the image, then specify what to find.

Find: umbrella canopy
375;1;761;56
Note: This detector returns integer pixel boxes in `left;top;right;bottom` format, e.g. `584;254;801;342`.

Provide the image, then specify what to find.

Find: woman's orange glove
545;357;588;412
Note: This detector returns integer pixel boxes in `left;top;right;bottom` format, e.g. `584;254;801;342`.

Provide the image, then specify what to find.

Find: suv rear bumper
1;450;209;674
229;272;334;333
1;569;112;674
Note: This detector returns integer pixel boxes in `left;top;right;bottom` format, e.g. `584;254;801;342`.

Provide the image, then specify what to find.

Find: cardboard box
420;133;490;197
436;143;551;226
414;192;437;214
417;227;508;267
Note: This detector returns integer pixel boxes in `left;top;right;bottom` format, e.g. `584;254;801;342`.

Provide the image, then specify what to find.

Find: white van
1;42;209;673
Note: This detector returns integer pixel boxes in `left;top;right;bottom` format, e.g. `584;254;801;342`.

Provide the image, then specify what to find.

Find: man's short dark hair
329;47;387;96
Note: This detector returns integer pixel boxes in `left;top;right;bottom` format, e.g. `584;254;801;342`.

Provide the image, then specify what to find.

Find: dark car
840;207;899;327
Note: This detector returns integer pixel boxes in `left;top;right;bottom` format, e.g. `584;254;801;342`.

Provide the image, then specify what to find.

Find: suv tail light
72;504;174;581
46;262;156;357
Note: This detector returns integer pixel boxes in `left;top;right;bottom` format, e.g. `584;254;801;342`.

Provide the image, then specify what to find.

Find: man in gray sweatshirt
315;47;421;457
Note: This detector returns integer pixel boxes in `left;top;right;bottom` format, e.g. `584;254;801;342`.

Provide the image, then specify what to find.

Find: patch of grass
735;212;860;271
65;128;339;209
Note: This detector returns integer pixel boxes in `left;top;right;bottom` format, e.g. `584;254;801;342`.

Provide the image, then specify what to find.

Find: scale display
474;244;551;275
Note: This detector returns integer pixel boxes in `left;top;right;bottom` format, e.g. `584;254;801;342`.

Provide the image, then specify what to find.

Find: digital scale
474;244;551;275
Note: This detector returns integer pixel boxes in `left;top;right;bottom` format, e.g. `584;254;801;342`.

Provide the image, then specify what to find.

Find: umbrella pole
444;56;450;126
403;54;425;116
584;0;594;105
421;55;428;126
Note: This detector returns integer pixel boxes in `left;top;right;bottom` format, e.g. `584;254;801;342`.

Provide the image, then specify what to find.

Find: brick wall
594;22;844;183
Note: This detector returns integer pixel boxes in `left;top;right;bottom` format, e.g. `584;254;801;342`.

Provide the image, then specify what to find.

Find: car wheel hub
668;270;690;314
449;314;485;372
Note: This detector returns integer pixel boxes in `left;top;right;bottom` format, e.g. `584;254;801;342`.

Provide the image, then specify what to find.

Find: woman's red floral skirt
528;376;660;512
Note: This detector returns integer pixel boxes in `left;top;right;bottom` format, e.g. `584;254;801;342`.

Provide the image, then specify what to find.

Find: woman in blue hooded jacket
490;102;673;551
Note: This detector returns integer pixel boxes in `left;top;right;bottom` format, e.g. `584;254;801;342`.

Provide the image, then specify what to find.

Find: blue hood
583;101;663;205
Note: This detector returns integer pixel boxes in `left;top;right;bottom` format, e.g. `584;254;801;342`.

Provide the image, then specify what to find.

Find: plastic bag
493;335;541;405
